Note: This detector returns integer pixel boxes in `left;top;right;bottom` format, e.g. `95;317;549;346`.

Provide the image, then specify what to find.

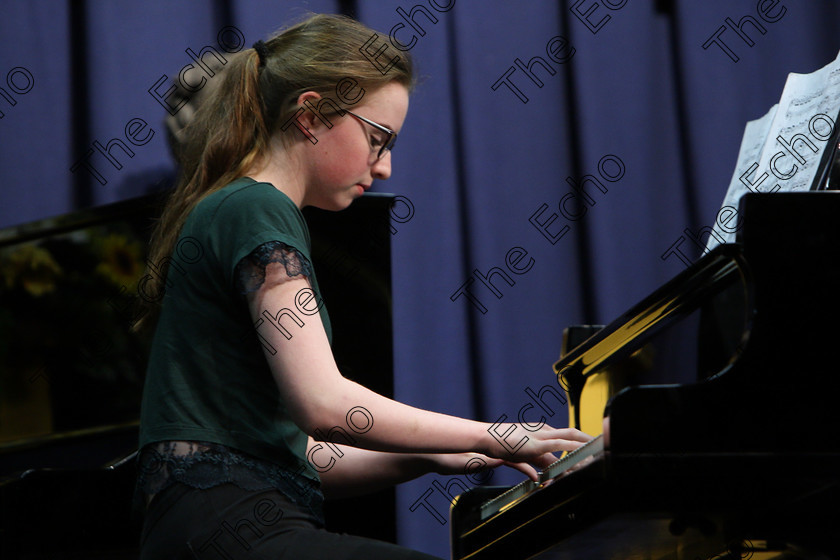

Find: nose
371;151;392;180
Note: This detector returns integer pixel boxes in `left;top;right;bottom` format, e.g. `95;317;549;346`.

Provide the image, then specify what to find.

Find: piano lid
555;243;754;425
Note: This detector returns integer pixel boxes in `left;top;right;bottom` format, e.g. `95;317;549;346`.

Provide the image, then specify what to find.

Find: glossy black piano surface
451;192;840;560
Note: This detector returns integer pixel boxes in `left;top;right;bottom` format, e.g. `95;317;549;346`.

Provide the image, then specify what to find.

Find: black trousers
139;482;444;560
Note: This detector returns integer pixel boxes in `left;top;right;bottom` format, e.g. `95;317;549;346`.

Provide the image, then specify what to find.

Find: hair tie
252;40;268;68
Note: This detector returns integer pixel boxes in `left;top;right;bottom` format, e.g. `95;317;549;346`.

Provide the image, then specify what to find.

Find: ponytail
135;14;414;331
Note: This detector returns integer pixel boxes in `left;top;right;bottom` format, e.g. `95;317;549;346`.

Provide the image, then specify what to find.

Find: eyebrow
370;121;394;132
370;117;394;131
347;110;395;133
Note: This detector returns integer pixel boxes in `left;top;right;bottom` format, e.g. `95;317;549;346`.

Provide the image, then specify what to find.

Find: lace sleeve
234;240;312;295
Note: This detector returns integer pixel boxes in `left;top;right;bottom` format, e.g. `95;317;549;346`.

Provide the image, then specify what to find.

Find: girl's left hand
424;452;543;482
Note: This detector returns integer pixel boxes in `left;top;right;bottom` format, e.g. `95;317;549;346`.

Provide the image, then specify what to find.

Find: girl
136;13;589;559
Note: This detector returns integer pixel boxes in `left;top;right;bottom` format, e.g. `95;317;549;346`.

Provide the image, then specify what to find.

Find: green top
139;177;331;484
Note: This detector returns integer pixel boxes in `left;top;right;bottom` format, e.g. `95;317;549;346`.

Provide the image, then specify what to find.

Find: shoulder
196;178;301;223
182;178;312;273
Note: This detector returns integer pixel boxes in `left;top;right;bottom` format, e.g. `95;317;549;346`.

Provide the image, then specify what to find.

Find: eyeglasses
345;110;397;160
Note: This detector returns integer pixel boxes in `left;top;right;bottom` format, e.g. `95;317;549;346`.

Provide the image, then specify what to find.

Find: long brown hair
136;13;414;330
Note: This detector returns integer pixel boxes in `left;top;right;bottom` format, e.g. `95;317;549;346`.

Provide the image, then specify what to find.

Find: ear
295;91;327;134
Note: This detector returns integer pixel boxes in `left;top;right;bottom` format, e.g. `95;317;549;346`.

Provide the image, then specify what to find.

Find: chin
317;197;356;212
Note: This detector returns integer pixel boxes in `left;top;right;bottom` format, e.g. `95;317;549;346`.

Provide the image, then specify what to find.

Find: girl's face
300;82;409;211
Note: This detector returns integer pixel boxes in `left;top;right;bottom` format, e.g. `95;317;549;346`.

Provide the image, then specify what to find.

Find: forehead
354;82;409;133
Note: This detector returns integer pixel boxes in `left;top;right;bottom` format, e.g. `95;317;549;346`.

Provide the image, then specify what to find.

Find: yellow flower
1;244;63;297
95;234;144;290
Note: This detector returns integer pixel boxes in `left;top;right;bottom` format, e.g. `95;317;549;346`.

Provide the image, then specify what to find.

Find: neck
242;141;307;207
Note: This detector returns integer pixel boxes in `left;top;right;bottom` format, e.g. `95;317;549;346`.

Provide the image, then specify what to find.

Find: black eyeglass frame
345;110;397;160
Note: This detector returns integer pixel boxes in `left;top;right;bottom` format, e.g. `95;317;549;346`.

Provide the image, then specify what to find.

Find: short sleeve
234;240;312;294
195;181;314;294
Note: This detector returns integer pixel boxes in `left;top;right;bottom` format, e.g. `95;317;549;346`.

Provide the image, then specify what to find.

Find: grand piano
450;186;840;558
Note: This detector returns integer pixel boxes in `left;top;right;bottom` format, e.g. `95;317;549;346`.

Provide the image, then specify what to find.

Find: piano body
450;191;840;560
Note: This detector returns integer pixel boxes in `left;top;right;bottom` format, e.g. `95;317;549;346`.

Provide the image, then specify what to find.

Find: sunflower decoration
94;233;144;291
0;244;64;297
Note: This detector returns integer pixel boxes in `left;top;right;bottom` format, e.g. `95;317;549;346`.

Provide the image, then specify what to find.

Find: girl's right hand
483;424;593;470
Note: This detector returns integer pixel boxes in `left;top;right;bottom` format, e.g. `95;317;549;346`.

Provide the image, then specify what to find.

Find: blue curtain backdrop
2;0;838;556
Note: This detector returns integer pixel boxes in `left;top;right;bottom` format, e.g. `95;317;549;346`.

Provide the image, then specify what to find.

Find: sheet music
706;50;840;250
707;105;777;249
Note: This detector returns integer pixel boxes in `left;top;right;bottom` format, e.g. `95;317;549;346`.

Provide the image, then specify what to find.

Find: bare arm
309;437;432;499
309;437;511;499
248;267;589;470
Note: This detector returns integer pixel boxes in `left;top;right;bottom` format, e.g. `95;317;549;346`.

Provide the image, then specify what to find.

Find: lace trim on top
234;240;312;295
135;441;324;522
